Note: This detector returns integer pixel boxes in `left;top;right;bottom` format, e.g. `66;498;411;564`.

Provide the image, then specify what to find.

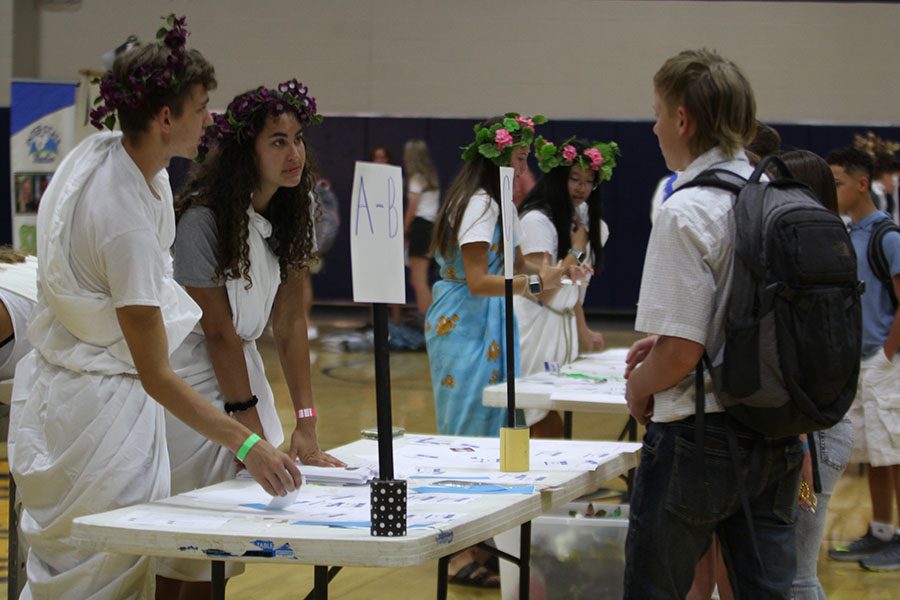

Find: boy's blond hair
654;49;756;158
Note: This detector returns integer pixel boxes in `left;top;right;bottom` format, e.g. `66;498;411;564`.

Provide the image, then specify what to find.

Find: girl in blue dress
426;114;582;437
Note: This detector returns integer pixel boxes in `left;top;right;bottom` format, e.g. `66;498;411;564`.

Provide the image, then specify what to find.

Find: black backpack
867;218;900;310
681;156;863;439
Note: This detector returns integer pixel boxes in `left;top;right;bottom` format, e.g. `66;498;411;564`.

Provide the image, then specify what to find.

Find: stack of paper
237;464;375;486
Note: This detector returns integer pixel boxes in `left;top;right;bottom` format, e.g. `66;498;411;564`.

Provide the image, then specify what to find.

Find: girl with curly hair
159;80;344;595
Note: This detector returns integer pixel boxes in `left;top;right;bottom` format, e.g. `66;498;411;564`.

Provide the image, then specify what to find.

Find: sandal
448;561;501;588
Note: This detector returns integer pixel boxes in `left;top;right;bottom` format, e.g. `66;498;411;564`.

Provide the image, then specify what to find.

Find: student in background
427;113;576;438
779;149;853;598
515;136;617;437
403;139;440;322
826;146;900;572
426;113;584;586
0;248;37;381
370;145;392;165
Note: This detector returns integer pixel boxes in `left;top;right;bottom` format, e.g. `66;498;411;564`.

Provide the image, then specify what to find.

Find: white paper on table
267;486;301;510
237;464;376;486
409;469;552;486
360;435;639;472
349;161;406;304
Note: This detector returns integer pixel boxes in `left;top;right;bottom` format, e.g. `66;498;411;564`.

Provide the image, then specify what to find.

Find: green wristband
236;433;261;462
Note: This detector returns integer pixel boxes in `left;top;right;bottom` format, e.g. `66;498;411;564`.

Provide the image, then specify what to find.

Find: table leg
563;411;573;439
518;521;531;600
210;561;225;600
314;565;329;600
436;555;450;600
8;476;18;600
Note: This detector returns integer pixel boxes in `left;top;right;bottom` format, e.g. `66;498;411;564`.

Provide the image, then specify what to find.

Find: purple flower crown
196;79;324;161
90;14;191;131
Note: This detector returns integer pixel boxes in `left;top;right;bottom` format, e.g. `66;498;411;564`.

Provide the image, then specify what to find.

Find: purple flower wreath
196;79;324;162
90;14;191;131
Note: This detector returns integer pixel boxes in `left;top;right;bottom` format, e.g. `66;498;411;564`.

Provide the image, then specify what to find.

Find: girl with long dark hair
515;136;619;436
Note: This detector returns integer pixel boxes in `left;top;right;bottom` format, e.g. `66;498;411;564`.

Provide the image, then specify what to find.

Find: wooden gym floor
0;309;897;598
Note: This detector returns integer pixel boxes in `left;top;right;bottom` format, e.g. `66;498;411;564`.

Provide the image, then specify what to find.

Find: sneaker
828;528;894;561
860;534;900;571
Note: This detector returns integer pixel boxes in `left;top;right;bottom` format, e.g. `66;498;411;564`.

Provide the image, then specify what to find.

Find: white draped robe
8;132;201;600
159;207;283;581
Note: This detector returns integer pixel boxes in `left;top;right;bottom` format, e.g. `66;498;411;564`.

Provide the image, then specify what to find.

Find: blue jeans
791;419;853;600
624;413;804;599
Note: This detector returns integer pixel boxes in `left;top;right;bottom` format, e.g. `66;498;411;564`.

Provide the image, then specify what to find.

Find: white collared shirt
635;147;755;422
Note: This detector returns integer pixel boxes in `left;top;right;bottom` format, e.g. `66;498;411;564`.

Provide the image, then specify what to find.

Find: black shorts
408;217;434;258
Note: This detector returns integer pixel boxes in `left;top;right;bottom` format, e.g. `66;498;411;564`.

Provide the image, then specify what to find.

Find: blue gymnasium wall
167;117;900;313
299;117;900;313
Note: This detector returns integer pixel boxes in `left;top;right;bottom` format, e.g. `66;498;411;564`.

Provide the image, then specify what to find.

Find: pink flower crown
534;136;621;183
196;79;324;161
460;113;548;166
90;14;191;131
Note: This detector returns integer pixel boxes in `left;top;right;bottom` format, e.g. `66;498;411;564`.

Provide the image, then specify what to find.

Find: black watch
527;274;542;295
568;247;586;264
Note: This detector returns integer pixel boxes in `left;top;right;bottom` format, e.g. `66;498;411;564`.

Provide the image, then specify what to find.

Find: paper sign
499;166;516;278
350;161;407;303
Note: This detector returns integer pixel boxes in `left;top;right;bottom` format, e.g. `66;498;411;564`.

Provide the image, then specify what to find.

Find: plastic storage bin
496;502;629;600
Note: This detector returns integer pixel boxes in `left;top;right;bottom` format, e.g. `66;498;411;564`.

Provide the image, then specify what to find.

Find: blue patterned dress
425;221;519;436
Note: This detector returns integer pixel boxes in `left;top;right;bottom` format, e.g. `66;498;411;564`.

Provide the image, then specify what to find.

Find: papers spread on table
176;479;508;529
363;435;639;473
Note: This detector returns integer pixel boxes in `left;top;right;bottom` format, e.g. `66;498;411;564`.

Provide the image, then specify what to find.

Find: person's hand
536;253;565;291
625;336;656;379
625;380;654;425
570;225;588;252
289;426;347;467
565;263;593;283
241;439;303;496
579;329;606;353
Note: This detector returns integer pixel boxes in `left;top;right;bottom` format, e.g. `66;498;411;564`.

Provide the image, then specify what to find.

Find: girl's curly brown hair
175;109;319;288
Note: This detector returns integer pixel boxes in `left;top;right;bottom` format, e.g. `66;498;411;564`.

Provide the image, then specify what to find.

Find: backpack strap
679;168;747;196
696;354;766;574
750;154;794;183
867;219;900;310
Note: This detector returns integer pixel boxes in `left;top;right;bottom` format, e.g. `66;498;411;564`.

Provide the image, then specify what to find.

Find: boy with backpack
827;147;900;571
623;49;808;597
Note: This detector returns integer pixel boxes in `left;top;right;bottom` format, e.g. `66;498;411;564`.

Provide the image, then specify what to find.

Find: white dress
513;204;608;425
8;132;201;600
159;206;284;581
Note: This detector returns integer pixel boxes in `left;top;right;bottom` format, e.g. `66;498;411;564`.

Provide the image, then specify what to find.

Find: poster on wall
9;80;78;253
